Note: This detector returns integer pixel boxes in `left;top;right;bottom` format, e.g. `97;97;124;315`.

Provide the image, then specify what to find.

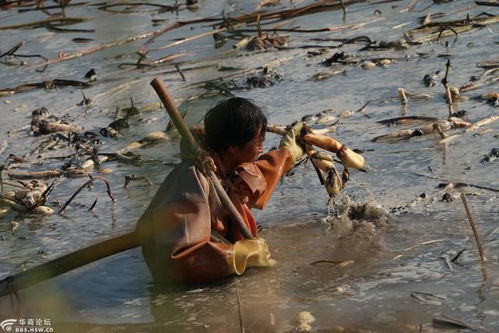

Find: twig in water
436;25;458;41
124;175;153;188
38;179;56;205
174;64;186;81
88;198;97;211
0;164;4;193
433;123;447;139
451;248;466;263
236;285;245;333
59;176;115;214
441;59;451;89
354;100;371;113
0;41;26;58
440;254;453;271
339;0;346;23
412;173;499;193
460;193;486;263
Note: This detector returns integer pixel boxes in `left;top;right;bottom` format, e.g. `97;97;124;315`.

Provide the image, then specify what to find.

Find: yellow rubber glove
232;238;276;275
279;121;305;165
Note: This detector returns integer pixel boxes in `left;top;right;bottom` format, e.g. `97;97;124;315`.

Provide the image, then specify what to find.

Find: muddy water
1;0;498;331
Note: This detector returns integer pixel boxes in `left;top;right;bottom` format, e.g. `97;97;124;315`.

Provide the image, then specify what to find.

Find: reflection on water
1;0;498;331
2;214;498;331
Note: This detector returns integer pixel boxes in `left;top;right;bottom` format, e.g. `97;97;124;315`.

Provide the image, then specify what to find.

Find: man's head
204;97;267;165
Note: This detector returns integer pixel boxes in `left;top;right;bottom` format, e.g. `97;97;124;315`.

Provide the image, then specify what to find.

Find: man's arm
234;148;293;210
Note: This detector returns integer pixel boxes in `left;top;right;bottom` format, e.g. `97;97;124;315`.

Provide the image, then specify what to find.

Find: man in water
137;97;303;283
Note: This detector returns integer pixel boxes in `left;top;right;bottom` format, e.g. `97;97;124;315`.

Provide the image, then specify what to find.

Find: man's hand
279;121;305;165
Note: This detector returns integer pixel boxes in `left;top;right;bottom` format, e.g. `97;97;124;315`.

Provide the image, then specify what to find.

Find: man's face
231;127;265;165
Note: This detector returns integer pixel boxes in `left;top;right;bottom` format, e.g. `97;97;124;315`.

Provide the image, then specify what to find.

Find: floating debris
294;311;315;332
31;106;50;117
31;117;82;135
0;17;89;30
246;71;283;88
257;0;280;9
0;180;55;215
433;314;486;331
479;92;499;106
410;291;447;306
323;51;358;66
245;34;289;51
481;148;499;162
186;0;199;10
445;86;468;102
310;259;354;267
0;79;91;96
301;109;336;125
377;116;439;126
405;14;499;43
372;117;470;142
398;88;432;105
77;91;92;106
423;71;441;87
124;175;153;188
358;39;408;51
361;60;376;70
72;38;94;43
309;66;345;81
84;68;97;81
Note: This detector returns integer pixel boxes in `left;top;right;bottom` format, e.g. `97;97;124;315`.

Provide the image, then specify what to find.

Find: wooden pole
150;77;253;240
460;193;486;263
0;232;139;298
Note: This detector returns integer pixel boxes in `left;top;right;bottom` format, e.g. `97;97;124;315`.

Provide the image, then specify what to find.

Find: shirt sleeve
231;148;293;210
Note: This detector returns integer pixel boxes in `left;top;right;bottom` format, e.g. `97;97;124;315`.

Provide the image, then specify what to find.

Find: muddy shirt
136;148;292;283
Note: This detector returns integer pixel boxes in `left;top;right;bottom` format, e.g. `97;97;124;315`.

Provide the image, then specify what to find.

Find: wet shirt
136;148;292;283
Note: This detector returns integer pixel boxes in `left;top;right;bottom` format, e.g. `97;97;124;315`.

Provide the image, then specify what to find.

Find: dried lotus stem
433;123;447;139
438;115;499;145
445;87;454;116
80;155;110;170
0;197;27;212
0;196;52;215
309;150;334;162
465;115;499;133
398;88;408;105
460;193;486;264
398;88;432;105
115;131;169;165
267;124;365;169
265;124;334;136
7;169;63;180
59;177;115;214
311;157;334;172
119;131;168;152
325;165;343;197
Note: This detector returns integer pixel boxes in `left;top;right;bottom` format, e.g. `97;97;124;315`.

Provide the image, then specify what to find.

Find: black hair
204;97;267;152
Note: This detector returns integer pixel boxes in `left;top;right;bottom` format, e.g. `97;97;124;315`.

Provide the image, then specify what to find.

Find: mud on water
1;0;498;331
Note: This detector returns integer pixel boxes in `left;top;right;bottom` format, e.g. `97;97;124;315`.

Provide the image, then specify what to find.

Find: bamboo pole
0;232;139;298
150;77;254;240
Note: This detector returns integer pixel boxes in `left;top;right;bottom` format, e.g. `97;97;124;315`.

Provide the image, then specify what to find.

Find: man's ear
226;145;238;154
